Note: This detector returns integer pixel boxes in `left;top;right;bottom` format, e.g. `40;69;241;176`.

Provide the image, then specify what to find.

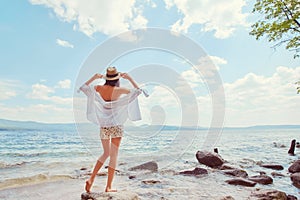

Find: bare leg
86;139;110;193
105;137;121;192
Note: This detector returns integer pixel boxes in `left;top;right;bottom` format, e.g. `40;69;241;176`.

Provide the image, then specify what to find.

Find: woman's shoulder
94;85;102;91
115;87;130;94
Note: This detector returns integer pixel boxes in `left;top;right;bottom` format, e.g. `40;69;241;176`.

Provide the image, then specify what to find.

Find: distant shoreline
0;118;300;131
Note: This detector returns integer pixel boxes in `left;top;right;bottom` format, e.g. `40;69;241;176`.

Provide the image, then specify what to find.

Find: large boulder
225;178;256;187
128;161;158;172
81;191;140;200
288;160;300;173
290;172;300;189
196;151;225;168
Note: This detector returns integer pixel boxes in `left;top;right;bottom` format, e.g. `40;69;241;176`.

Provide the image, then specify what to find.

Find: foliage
250;0;300;58
296;81;300;94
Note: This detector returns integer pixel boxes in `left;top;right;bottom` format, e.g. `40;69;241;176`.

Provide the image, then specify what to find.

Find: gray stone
141;180;161;185
287;194;298;200
248;175;273;185
81;191;140;200
196;151;225;168
128;161;158;172
288;139;296;155
271;172;285;177
219;164;236;170
179;167;208;176
220;196;235;200
251;189;288;200
222;169;248;178
260;164;284;170
290;172;300;189
288;160;300;173
225;178;256;187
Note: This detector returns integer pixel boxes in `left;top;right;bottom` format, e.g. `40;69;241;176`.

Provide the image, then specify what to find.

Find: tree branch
280;0;300;28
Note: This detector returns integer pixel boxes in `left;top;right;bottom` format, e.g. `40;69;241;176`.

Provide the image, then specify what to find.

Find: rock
248;175;273;185
287;195;298;200
196;151;225;168
142;180;161;185
288;160;300;173
290;172;300;189
271;172;285;177
159;169;176;176
220;196;234;200
219;164;236;170
296;142;300;148
288;139;296;155
128;175;136;179
273;142;286;148
179;167;208;176
81;191;140;200
80;167;88;170
128;161;158;172
225;178;256;187
251;189;288;200
214;148;219;153
222;169;248;178
260;164;284;170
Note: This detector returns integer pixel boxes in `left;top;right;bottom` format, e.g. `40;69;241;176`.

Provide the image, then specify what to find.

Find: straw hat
103;66;121;80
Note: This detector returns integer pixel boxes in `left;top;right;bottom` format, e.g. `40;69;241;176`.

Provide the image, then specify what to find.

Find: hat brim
103;73;121;80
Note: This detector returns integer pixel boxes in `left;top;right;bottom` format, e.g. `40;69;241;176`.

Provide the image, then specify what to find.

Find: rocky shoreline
81;139;300;200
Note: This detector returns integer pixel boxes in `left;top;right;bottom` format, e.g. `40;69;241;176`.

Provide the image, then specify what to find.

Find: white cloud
56;79;71;89
30;0;148;37
27;82;72;105
223;66;300;126
179;66;300;127
27;83;54;100
0;80;19;100
165;0;249;38
56;38;74;48
209;55;227;66
0;103;73;123
0;80;75;123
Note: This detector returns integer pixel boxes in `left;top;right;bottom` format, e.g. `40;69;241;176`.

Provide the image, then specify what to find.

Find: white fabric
79;84;143;127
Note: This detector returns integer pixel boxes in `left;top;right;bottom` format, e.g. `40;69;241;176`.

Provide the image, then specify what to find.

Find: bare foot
85;180;92;193
105;187;117;192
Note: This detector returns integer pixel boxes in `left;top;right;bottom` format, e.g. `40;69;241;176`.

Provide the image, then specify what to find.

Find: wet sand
0;179;84;200
0;173;255;200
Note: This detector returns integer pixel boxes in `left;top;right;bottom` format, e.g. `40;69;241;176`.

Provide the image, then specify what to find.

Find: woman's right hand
120;73;132;80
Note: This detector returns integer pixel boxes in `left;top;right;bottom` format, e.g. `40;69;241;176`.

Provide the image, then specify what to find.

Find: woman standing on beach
80;66;141;193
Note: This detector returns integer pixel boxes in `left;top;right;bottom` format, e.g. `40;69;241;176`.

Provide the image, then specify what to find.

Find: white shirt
80;84;143;127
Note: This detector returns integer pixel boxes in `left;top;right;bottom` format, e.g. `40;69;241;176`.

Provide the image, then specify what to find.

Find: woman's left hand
93;73;103;79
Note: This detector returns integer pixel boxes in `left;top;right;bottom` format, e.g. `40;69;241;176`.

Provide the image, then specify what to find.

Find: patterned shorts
100;125;123;140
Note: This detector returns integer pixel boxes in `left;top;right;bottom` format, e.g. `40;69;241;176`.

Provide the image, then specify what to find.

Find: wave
0;161;33;169
0;174;74;190
2;152;49;158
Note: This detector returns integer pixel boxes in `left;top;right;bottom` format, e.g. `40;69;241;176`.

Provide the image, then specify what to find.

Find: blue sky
0;0;299;127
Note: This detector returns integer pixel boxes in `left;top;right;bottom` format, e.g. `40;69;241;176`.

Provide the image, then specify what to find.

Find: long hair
104;79;120;87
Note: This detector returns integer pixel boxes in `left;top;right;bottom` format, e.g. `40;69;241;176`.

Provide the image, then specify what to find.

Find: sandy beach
0;173;256;200
0;179;83;200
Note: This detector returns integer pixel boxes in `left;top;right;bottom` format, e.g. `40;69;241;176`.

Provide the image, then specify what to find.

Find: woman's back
96;85;129;101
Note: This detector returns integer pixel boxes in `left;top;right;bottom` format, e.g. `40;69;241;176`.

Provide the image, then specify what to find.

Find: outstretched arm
121;73;139;89
85;73;103;85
